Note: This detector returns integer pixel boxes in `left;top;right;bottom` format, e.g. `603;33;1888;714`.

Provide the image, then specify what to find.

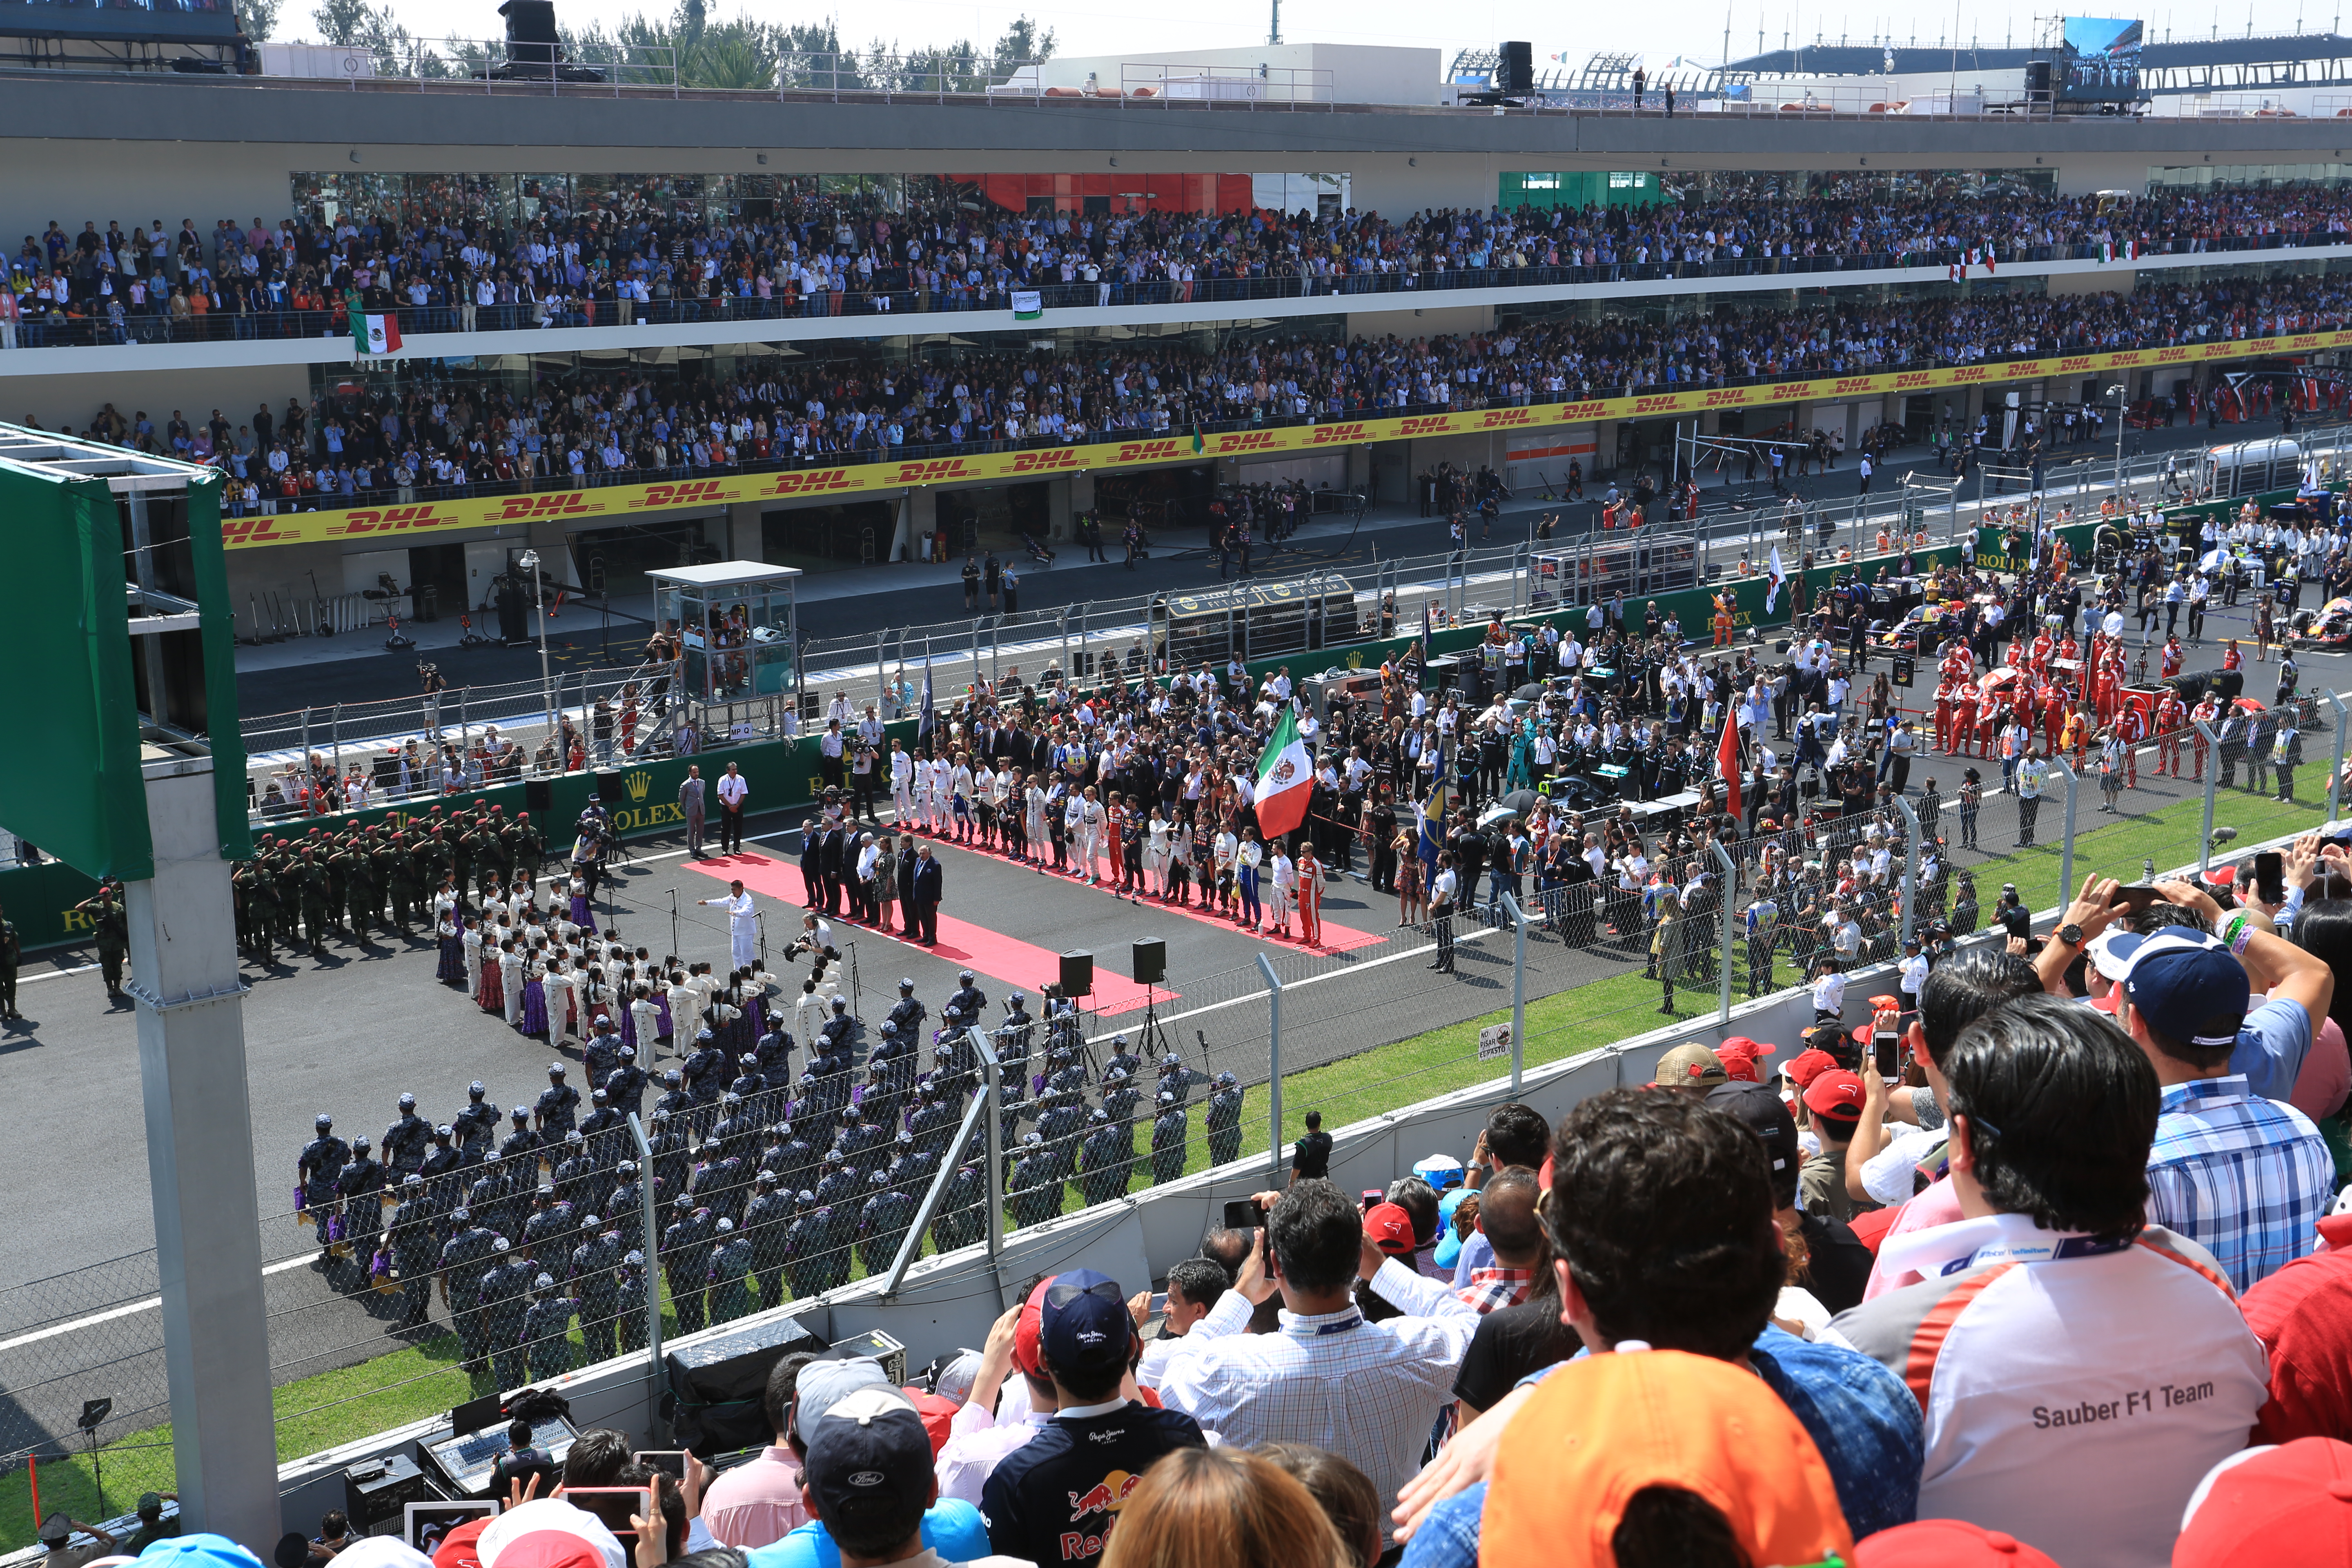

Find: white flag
1764;544;1787;615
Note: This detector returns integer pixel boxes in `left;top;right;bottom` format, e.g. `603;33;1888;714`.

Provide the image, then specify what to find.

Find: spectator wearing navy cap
794;1385;1027;1568
980;1269;1206;1567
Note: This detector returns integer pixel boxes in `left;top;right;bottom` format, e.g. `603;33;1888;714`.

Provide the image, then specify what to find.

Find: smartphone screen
1873;1031;1901;1078
633;1452;687;1480
1222;1198;1256;1232
2256;851;2285;905
406;1502;499;1553
2109;885;2162;915
1361;1189;1384;1212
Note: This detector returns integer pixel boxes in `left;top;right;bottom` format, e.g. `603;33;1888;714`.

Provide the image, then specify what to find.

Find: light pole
2109;382;2128;501
519;548;555;771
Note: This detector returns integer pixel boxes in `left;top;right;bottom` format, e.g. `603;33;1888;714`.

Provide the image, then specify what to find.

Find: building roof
1724;29;2352;78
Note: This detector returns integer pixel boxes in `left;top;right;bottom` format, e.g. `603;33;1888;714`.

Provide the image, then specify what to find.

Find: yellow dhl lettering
2291;335;2321;348
1310;423;1370;443
497;492;600;520
338;506;461;535
1703;387;1751;407
1559;401;1610;420
1114;441;1182;463
1008;449;1082;473
765;469;860;496
632;481;726;508
1951;366;1990;382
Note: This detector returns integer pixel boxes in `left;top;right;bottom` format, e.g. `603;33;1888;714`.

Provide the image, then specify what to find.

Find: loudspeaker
1131;938;1166;987
1499;40;1533;93
662;1313;826;1457
1059;950;1094;996
2024;59;2053;100
595;770;626;806
525;778;553;813
500;0;559;65
343;1453;429;1529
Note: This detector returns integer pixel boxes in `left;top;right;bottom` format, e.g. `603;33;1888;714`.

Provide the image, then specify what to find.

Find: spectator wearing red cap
1714;1036;1770;1082
1855;1519;2061;1567
2241;1210;2352;1445
935;1283;1056;1506
2171;1436;2352;1567
1798;1070;1877;1225
1826;996;2266;1568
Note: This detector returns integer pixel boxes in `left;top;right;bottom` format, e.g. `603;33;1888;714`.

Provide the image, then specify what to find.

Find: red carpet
862;827;1389;956
688;853;1171;1018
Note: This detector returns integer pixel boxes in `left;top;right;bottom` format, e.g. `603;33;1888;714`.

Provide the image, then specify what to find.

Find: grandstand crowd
19;261;2352;515
4;172;2351;348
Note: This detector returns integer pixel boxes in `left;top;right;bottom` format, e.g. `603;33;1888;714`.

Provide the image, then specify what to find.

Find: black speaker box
343;1452;429;1529
1059;950;1094;996
595;770;626;806
1499;40;1532;92
526;778;553;813
1131;939;1166;987
662;1314;826;1456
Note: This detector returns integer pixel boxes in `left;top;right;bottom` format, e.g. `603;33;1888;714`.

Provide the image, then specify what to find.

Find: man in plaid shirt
1450;1167;1544;1314
2107;923;2335;1293
1158;1180;1480;1551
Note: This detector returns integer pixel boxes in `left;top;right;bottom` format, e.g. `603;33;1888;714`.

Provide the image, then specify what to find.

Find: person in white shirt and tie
715;763;749;854
699;878;758;970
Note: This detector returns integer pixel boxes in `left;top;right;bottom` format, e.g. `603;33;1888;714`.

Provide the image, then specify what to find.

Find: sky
301;0;2347;67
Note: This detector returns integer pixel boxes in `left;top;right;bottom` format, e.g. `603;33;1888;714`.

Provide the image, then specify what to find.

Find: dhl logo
1309;423;1370;444
336;506;465;535
1007;448;1083;473
1950;366;1991;382
764;469;862;497
1632;395;1686;414
1832;377;1879;394
1114;441;1182;463
1215;432;1280;452
892;459;978;484
2246;339;2278;352
2009;361;2043;377
1559;401;1610;419
1476;407;1537;428
1895;372;1933;389
498;492;601;520
1703;387;1751;408
2292;335;2322;349
2156;347;2189;362
2057;356;2095;372
630;481;726;509
1396;416;1455;437
1774;383;1815;400
220;516;302;546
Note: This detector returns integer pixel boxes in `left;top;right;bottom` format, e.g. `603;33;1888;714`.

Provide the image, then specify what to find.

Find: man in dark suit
908;844;944;945
818;822;847;915
797;820;824;910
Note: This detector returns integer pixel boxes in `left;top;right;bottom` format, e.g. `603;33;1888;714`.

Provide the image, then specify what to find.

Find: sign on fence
1478;1023;1513;1062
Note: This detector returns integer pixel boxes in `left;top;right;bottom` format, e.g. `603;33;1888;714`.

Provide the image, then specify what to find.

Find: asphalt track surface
4;603;2343;1469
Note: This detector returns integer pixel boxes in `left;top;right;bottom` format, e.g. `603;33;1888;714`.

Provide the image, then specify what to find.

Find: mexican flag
353;311;402;355
1011;290;1042;321
1252;708;1313;838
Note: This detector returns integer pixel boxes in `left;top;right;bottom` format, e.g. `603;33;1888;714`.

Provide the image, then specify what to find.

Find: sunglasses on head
1047;1276;1124;1311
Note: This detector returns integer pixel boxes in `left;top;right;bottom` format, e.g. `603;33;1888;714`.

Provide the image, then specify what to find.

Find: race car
1871;598;1968;655
2290;596;2352;646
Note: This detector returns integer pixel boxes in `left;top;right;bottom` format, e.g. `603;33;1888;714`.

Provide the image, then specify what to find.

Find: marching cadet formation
292;942;1245;1388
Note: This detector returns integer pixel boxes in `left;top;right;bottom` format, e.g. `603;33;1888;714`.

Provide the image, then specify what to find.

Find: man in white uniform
699;878;759;970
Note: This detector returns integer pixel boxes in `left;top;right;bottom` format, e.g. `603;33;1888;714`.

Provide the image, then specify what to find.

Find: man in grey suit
679;765;707;859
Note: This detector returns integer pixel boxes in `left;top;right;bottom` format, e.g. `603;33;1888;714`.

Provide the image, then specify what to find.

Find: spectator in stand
1449;1166;1543;1313
37;1514;116;1568
1826;995;2267;1568
1134;1256;1229;1390
1288;1109;1332;1185
698;1352;821;1548
979;1269;1207;1567
795;1385;1029;1568
1390;1088;1920;1568
1097;1446;1354;1568
1157;1181;1480;1553
1251;1446;1382;1568
2169;1437;2352;1568
1449;1101;1552;1286
1705;1075;1875;1316
935;1285;1054;1505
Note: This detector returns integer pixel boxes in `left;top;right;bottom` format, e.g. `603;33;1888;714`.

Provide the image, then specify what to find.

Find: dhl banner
219;327;2352;552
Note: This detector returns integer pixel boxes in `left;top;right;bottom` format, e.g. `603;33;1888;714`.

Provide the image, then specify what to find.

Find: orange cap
1479;1350;1853;1568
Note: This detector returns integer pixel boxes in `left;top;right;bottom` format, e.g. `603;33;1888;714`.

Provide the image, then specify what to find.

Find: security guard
383;1093;432;1178
856;1170;916;1275
299;1114;350;1263
705;1218;755;1324
1150;1092;1189;1187
660;1195;715;1334
569;1217;625;1363
1205;1072;1246;1168
388;1174;439;1327
437;1207;498;1369
520;1273;578;1381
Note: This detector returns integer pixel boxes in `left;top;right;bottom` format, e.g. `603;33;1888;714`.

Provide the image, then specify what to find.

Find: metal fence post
626;1114;662;1420
882;1040;993;1299
1501;891;1526;1096
1256;953;1283;1187
2196;718;2222;873
2046;757;2078;909
1894;795;1922;948
1709;841;1737;1024
2329;691;2348;822
330;703;342;791
979;1026;1004;1276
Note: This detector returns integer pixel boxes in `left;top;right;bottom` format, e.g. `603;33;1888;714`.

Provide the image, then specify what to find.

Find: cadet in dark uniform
0;903;19;1019
1151;1092;1189;1187
705;1217;754;1323
771;1123;817;1200
1009;1132;1059;1228
1076;1109;1132;1207
75;884;129;1000
452;1082;500;1156
535;1064;581;1138
784;1192;829;1300
654;1069;693;1122
521;1273;578;1381
388;1174;439;1327
886;978;927;1042
1099;1069;1140;1127
438;1207;499;1372
1205;1072;1245;1168
741;1171;793;1309
931;1160;985;1255
298;1114;350;1263
332;1135;385;1270
856;1170;915;1275
1155;1052;1189;1105
661;1196;714;1333
605;1046;648;1120
497;1104;540;1166
477;1238;532;1389
384;1093;432;1178
521;1183;576;1266
570;1217;624;1363
646;1112;693;1203
617;1250;649;1352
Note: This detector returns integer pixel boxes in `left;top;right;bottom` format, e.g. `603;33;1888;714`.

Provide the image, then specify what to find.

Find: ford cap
799;1385;933;1534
